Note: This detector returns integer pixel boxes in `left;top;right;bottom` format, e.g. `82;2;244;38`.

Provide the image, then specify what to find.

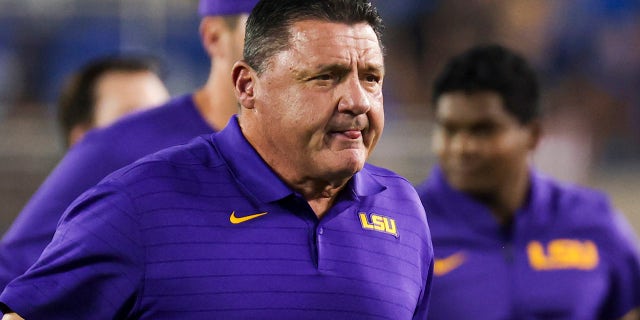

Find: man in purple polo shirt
417;44;640;319
0;0;257;290
0;0;433;319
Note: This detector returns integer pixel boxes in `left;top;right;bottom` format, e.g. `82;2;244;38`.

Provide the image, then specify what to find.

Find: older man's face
248;20;385;182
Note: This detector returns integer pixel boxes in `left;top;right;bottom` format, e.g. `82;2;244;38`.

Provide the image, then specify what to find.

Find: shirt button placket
316;225;325;270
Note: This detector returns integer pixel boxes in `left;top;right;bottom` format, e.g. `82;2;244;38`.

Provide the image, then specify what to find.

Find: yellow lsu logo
359;212;398;238
527;239;599;271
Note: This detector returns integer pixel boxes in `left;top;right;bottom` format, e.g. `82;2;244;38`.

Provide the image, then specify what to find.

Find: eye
314;74;334;81
363;74;381;83
310;73;341;86
436;122;457;136
471;123;496;136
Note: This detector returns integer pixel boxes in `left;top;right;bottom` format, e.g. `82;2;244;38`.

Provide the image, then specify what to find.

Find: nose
449;131;479;156
337;75;372;115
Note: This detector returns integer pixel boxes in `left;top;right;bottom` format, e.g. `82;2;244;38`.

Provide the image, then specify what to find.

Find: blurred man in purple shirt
0;0;257;290
0;0;433;318
57;55;169;148
417;44;640;319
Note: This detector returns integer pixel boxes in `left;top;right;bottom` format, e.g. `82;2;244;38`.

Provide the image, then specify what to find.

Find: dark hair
431;44;540;124
57;55;163;147
243;0;384;74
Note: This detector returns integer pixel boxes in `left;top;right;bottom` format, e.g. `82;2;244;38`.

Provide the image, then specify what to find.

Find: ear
526;120;542;150
199;17;224;58
232;60;256;110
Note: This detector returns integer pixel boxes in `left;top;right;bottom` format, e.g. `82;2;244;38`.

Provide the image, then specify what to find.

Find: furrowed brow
316;63;351;76
361;63;384;75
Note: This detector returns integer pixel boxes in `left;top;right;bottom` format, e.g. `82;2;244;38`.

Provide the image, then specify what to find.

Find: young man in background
57;55;169;147
418;44;640;320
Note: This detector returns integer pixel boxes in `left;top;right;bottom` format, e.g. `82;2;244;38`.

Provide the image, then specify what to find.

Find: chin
341;147;367;162
335;158;366;178
320;149;367;177
343;160;365;174
453;179;496;196
447;173;486;192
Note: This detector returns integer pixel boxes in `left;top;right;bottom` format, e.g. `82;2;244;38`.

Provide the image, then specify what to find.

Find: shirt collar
523;169;555;226
354;164;388;197
426;165;495;225
425;166;551;233
212;115;292;203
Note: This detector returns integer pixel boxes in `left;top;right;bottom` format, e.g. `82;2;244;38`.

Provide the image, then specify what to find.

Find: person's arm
0;133;126;289
0;181;143;318
2;312;24;320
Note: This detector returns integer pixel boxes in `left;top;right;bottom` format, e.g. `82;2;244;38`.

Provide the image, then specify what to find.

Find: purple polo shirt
417;166;640;319
0;94;213;289
0;116;434;319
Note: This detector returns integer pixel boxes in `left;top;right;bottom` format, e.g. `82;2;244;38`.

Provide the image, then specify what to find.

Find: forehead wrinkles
288;21;383;68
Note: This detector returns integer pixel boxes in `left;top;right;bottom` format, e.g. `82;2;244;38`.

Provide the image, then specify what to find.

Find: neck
296;179;350;219
193;71;238;131
474;169;530;225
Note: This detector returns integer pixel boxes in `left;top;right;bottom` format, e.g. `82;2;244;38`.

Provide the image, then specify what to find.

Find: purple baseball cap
198;0;259;17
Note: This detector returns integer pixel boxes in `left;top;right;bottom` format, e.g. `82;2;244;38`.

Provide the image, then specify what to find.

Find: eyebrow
362;63;385;74
316;63;349;74
435;117;500;129
316;62;384;75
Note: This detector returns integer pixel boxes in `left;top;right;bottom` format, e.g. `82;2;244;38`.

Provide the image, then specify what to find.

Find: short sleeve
0;182;144;319
0;130;133;289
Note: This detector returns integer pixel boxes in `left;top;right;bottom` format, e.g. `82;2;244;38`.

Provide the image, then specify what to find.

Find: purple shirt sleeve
0;181;144;319
0;137;129;289
0;95;212;289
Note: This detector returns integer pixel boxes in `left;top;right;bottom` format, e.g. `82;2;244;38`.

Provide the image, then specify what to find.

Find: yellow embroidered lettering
371;215;385;231
359;212;374;230
527;241;548;270
527;239;599;271
359;213;399;238
384;218;398;237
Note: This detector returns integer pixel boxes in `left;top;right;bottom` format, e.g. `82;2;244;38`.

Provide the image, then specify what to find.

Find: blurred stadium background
0;0;638;234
